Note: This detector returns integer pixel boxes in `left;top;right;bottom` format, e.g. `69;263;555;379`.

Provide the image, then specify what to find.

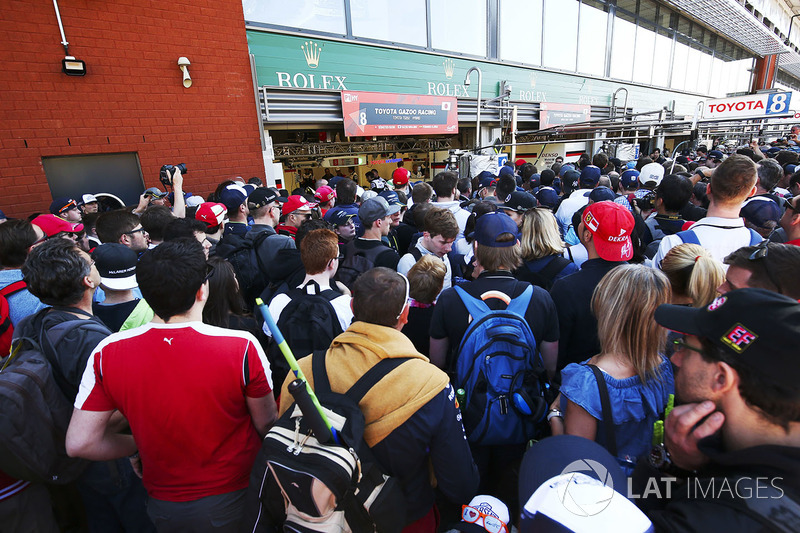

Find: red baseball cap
581;201;634;261
32;214;83;237
195;202;227;228
281;195;317;216
392;167;410;187
314;185;336;204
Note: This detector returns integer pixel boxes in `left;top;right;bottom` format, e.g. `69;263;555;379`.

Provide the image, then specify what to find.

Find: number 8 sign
767;93;791;115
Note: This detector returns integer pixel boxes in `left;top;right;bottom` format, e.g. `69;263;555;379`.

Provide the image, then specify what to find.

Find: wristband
547;408;563;422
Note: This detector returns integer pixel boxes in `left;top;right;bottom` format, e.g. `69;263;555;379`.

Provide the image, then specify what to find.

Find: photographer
134;165;186;218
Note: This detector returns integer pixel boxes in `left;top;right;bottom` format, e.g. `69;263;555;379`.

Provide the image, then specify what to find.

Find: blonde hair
591;264;672;383
520;208;565;260
661;244;725;307
407;255;446;304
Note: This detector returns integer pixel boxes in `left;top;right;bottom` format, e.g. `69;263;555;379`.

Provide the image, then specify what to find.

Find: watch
546;408;563;422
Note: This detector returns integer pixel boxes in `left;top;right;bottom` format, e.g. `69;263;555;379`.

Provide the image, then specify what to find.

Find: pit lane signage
702;92;793;120
341;91;458;136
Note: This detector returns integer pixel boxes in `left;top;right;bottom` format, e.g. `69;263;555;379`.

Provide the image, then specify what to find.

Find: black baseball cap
655;288;800;389
501;191;538;213
248;187;286;209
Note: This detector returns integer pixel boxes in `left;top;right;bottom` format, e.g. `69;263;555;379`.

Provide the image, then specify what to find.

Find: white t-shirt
263;281;353;337
397;241;453;296
652;216;761;269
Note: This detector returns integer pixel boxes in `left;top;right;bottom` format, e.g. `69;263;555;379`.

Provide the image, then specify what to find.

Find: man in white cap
78;194;99;215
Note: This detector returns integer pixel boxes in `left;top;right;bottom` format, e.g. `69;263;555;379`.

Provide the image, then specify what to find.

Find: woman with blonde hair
515;208;578;289
552;264;674;475
660;243;725;307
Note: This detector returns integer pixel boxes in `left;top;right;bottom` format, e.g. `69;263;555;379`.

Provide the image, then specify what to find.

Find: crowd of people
0;143;799;532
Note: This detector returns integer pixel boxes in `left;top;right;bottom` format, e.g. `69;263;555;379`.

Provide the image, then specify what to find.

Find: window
243;0;347;34
610;13;636;81
671;39;689;91
542;0;578;71
430;0;487;56
632;24;656;85
652;30;672;88
499;0;543;65
351;0;427;47
577;1;608;77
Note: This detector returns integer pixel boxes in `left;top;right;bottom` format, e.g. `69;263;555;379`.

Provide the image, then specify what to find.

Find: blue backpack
453;285;550;446
676;228;762;247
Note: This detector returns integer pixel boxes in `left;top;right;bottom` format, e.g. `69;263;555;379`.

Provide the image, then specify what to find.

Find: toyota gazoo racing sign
702;92;793;120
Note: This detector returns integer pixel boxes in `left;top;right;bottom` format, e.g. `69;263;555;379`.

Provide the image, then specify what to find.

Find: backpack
453;285;551;446
245;351;407;532
676;228;762;247
217;231;270;311
408;247;466;287
337;240;390;289
267;282;344;390
515;256;571;291
0;280;27;356
0;311;108;483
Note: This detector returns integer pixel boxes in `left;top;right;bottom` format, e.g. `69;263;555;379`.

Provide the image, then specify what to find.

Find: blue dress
560;356;674;475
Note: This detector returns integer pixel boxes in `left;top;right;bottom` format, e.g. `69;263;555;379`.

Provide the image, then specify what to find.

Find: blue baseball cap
328;210;355;226
588;186;616;203
535;188;559;209
580;165;602;188
471;212;520;247
620;169;640;189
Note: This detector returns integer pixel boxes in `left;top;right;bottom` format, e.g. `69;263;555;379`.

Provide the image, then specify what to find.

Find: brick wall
0;0;264;218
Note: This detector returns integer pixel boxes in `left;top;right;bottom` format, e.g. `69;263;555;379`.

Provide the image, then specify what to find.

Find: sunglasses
203;264;215;283
461;506;508;533
125;227;148;236
786;198;800;215
672;337;705;356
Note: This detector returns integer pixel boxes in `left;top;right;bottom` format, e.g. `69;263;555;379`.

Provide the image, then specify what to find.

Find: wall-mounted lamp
62;56;86;76
178;57;191;88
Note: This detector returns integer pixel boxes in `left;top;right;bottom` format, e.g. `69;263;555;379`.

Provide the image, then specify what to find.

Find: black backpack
0;311;109;483
515;256;571;291
337;240;390;289
267;282;345;389
217;231;270;311
244;351;407;532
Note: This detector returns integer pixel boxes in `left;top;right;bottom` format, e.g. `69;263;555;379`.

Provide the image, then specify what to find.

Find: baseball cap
328;210;356;227
536;188;559;209
708;149;724;160
315;185;336;204
31;214;83;237
626;161;637;169
378;190;404;208
249;187;286;210
654;288;800;389
640;163;665;187
282;194;317;216
498;165;515;179
453;495;510;533
588;186;616;203
579;165;601;188
784;163;797;175
478;171;497;189
144;187;167;199
360;190;378;202
564;169;581;190
78;194;98;206
559;164;575;177
472;212;520;247
620;169;640;189
501;191;538;212
185;195;205;208
581;201;634;261
519;436;649;533
740;196;781;230
219;183;255;211
515;158;527;167
392;167;410;187
359;196;399;225
92;243;138;291
49;197;78;215
195;202;227;228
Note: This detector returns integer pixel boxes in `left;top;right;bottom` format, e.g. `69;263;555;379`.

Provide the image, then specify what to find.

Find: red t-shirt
75;322;272;502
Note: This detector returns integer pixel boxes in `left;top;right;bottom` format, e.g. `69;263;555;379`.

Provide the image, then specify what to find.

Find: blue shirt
0;269;48;326
560;356;674;475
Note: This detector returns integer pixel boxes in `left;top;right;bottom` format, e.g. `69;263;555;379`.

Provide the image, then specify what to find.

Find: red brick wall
0;0;264;218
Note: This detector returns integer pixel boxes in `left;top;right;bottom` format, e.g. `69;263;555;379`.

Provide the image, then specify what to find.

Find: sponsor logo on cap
584;212;599;232
707;296;726;311
722;324;757;353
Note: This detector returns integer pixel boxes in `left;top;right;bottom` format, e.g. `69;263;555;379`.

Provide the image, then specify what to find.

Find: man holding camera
133;166;186;219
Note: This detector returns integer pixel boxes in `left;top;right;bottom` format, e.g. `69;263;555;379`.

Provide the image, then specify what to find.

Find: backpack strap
676;229;700;245
0;280;27;297
505;285;534;317
345;358;410;404
588;364;617;458
536;256;571;283
747;228;763;246
311;349;332;396
409;246;423;262
453;285;492;320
